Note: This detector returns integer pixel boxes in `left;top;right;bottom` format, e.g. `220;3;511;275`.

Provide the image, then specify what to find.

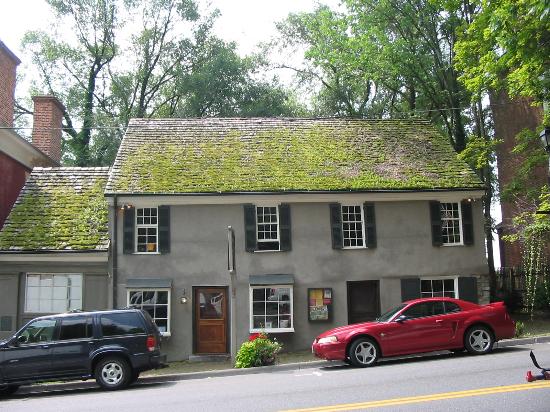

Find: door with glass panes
194;287;228;354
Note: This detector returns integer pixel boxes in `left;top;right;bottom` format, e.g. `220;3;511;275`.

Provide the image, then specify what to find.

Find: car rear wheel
0;385;19;396
348;338;379;367
465;326;494;355
95;356;131;390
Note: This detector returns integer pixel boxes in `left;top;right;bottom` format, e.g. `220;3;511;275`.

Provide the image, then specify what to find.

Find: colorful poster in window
308;288;332;321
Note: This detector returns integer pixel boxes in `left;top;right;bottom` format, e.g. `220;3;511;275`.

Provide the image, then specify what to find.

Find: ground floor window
250;285;293;332
420;277;457;298
127;289;171;335
25;273;82;313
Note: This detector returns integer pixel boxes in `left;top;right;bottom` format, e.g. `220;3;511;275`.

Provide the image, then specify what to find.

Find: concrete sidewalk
15;335;550;395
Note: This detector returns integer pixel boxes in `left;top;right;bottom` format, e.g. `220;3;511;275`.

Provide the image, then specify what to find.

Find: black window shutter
158;206;170;254
429;201;443;246
123;206;135;254
244;204;257;252
401;278;421;301
279;203;291;251
458;276;478;303
329;203;343;249
461;201;474;245
363;202;377;248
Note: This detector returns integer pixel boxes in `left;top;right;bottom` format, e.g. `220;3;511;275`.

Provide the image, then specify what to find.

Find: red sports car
312;297;515;367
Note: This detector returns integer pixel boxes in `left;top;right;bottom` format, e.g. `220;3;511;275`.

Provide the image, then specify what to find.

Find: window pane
252;289;266;301
19;319;56;343
252;302;265;315
156;291;168;304
52;300;66;312
129;291;143;305
100;313;145;336
59;317;90;340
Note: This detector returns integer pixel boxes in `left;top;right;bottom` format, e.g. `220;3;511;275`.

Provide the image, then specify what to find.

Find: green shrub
515;321;525;337
235;333;282;368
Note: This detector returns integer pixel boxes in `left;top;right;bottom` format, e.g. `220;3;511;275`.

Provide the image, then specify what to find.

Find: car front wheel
348;338;379;367
0;385;19;396
95;356;131;390
465;326;494;355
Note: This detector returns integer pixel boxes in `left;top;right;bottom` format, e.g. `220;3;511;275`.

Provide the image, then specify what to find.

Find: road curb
18;336;550;394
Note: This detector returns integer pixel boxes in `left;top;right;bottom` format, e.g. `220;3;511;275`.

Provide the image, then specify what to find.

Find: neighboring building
0;40;62;229
0;167;110;339
491;89;547;268
106;117;488;361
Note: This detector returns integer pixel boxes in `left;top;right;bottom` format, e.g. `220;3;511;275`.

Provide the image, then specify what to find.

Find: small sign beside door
308;288;333;321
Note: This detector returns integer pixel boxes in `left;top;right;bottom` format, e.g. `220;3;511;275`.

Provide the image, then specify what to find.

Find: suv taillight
146;335;156;352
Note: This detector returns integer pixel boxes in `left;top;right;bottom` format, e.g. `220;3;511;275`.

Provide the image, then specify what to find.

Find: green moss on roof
0;168;109;251
106;118;483;194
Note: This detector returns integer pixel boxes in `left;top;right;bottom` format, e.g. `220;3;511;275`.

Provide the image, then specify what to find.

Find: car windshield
376;303;406;322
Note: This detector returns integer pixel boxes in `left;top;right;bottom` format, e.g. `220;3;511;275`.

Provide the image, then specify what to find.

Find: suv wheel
0;385;19;396
95;356;131;390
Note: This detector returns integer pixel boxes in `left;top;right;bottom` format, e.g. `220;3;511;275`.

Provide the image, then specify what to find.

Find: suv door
1;318;56;381
49;315;94;376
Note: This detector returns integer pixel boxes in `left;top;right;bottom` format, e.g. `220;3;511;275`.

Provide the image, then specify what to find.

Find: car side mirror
395;315;408;323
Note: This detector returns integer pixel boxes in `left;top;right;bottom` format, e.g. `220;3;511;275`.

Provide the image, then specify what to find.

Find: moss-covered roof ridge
106;118;484;194
0;167;110;251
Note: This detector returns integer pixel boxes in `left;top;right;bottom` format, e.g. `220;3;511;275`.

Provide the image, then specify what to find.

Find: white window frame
127;288;171;337
249;285;294;333
341;204;366;249
420;276;459;299
24;273;83;314
441;202;464;246
255;205;280;252
135;207;159;253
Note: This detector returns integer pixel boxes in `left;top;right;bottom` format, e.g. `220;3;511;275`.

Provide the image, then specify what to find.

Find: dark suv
0;309;167;395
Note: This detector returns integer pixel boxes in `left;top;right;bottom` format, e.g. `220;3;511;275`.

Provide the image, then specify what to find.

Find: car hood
316;321;379;339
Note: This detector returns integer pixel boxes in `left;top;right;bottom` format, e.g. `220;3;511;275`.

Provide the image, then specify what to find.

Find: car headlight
317;336;338;344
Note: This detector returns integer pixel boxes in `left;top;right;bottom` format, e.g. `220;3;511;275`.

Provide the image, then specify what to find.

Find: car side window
100;312;146;337
58;316;93;340
444;301;461;314
403;302;445;319
18;319;56;344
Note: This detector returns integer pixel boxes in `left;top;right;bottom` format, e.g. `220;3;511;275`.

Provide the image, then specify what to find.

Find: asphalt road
2;343;550;412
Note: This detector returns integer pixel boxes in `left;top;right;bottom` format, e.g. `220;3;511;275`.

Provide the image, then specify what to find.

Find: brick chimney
0;40;21;127
32;95;65;163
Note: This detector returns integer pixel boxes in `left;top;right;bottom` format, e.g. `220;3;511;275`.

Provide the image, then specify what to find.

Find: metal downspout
113;194;118;308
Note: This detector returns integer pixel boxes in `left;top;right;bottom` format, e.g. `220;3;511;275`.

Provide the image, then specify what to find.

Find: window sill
342;246;367;250
132;252;161;255
442;243;464;247
250;328;294;333
253;249;282;253
160;332;171;338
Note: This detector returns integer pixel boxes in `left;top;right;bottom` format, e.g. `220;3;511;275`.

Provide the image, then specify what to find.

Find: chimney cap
32;95;66;114
0;40;21;65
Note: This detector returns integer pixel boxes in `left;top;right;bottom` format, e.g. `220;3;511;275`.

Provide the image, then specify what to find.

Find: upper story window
342;205;365;248
440;203;463;245
136;207;158;253
256;206;280;251
25;273;82;313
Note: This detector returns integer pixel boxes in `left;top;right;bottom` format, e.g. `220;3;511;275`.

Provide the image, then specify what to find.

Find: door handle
435;319;444;323
40;345;50;349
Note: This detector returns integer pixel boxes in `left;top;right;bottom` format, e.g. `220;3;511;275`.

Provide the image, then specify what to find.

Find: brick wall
491;89;547;267
0;40;21;127
31;96;65;163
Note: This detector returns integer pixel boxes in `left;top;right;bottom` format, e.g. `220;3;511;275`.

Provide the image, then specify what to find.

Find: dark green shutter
458;276;478;303
363;202;377;248
279;203;291;251
244;204;257;252
158;206;170;254
329;203;343;249
430;201;443;246
401;278;421;301
123;206;135;254
461;201;474;246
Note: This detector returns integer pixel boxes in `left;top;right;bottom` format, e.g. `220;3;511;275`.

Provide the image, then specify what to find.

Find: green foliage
514;321;525;337
235;334;282;368
454;0;550;104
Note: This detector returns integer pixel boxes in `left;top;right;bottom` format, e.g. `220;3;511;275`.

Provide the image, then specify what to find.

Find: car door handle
40;345;50;349
435;320;444;323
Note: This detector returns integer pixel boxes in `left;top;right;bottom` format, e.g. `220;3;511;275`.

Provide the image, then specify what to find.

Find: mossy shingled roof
105;118;483;194
0;167;110;251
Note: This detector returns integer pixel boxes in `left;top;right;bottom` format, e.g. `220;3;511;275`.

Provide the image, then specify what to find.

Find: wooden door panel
195;288;228;354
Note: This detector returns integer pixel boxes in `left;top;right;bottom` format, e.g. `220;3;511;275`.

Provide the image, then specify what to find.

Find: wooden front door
347;280;380;324
194;287;228;354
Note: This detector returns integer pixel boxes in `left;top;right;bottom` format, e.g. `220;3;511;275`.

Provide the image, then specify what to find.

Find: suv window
19;318;56;344
100;312;146;336
59;316;93;340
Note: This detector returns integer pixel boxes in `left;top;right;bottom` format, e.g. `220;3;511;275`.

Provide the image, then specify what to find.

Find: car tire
465;325;494;355
95;356;131;390
348;338;379;367
0;385;19;396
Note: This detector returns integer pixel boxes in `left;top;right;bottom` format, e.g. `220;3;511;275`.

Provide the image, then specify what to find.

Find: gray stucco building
105;118;487;361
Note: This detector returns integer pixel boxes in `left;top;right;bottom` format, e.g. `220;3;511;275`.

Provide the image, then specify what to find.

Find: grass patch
511;312;550;337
